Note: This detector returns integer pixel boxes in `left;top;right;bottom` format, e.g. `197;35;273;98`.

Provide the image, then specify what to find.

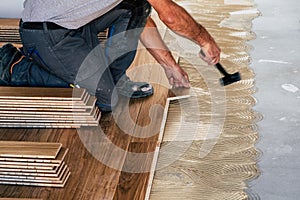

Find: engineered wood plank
0;164;54;170
0;169;70;188
113;84;170;200
0;87;86;101
0;162;67;177
113;44;172;199
0;95;96;109
0;141;61;159
0;18;19;28
0;147;68;165
0;162;66;176
0;161;60;167
0;164;68;182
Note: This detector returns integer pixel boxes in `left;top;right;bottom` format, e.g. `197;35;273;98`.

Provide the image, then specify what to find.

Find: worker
0;0;220;112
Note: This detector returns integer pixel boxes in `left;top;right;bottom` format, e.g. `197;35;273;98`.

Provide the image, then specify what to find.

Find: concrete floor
249;0;300;199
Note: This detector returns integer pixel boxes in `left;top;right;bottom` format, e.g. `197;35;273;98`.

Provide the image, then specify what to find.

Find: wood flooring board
0;141;62;159
0;162;65;175
0;118;98;124
0;109;95;116
0;98;89;105
0;113;97;120
0;161;60;167
0;162;66;177
0;171;70;187
0;148;68;164
114;84;169;200
0;18;19;27
0;87;86;100
0;164;68;181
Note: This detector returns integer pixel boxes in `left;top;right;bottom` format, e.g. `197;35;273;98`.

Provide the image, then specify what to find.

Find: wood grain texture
0;141;62;159
0;87;86;100
0;148;68;164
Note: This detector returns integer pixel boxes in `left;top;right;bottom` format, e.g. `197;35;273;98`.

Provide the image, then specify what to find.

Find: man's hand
164;64;190;88
199;42;221;65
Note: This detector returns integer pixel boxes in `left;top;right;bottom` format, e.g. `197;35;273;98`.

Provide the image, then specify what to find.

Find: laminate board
0;147;68;165
113;45;173;199
0;162;67;177
0;95;96;109
0;164;54;170
0;122;98;129
0;106;100;117
0;169;70;188
0;87;87;101
0;19;19;28
0;141;61;159
0;164;68;182
0;161;60;167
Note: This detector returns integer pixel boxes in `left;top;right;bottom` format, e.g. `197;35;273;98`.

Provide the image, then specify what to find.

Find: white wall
0;0;23;18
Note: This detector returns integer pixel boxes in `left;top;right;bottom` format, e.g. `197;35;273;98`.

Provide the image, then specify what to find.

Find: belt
20;20;67;30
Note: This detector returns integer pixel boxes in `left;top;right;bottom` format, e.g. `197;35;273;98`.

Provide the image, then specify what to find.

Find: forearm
140;17;190;88
140;17;177;70
148;0;215;47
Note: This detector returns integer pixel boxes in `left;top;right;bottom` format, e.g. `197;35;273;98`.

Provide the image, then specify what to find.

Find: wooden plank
0;168;70;187
113;46;172;199
0;141;62;159
0;148;68;164
0;164;54;170
0;87;86;101
0;18;19;28
0;162;65;176
0;95;96;109
0;164;68;182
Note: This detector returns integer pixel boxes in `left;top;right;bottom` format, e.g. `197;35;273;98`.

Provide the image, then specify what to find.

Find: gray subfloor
249;0;300;199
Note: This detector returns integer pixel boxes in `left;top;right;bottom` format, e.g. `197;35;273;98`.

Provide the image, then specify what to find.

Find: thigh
20;26;98;84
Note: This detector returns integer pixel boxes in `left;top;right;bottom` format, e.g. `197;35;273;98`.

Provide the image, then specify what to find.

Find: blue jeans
16;0;151;109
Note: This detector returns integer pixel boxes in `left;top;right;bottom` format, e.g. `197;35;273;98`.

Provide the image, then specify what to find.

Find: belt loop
42;22;48;31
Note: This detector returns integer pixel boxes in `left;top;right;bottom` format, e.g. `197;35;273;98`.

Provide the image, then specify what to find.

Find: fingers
199;44;221;65
169;73;190;88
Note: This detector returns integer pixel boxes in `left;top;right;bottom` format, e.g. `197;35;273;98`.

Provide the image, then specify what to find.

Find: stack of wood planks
0;19;21;47
0;86;101;128
0;141;70;187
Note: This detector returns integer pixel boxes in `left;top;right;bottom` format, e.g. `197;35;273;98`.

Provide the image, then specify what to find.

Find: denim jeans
16;0;151;108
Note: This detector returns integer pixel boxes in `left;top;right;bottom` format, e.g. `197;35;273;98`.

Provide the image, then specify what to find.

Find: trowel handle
200;50;229;76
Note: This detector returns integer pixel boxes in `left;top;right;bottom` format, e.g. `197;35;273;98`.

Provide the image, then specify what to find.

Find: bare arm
147;0;220;65
140;17;190;88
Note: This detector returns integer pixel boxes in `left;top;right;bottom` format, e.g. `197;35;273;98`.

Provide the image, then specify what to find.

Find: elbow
158;11;176;26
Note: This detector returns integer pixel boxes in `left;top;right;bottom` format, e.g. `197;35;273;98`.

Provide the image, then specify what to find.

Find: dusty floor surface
249;0;300;199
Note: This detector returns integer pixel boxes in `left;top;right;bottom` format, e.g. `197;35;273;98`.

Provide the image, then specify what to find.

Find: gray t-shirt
21;0;123;29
